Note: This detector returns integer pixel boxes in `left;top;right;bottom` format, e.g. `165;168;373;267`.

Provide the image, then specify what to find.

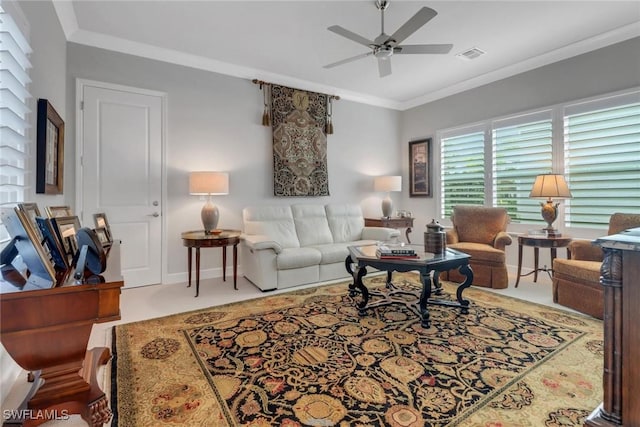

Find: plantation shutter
440;127;485;218
492;112;553;224
564;92;640;228
0;1;32;242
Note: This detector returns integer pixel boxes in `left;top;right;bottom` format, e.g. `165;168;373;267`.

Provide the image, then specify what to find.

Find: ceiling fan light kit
325;0;453;77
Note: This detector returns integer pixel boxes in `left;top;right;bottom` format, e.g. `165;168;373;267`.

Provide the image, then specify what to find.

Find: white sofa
240;204;400;291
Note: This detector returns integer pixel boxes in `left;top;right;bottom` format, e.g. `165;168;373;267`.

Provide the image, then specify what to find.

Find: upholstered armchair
552;213;640;319
443;205;512;289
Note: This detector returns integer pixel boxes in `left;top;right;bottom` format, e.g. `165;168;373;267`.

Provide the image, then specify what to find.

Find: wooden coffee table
345;244;473;328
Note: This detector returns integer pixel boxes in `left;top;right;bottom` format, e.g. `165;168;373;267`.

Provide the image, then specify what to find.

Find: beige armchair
553;213;640;319
443;205;512;289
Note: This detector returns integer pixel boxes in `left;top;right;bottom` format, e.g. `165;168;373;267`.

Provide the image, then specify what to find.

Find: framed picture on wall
36;98;65;195
409;138;432;197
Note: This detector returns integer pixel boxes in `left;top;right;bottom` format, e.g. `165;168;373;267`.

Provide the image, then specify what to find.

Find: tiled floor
3;269;586;426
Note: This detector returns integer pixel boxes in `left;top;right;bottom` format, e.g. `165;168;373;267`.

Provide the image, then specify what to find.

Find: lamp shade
189;172;229;195
529;174;572;199
374;175;402;192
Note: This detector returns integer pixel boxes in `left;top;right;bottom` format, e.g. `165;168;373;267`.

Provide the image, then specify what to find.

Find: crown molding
53;4;639;112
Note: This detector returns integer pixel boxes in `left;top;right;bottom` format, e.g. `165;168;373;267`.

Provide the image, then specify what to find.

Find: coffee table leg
419;271;432;328
353;265;369;316
433;271;443;295
455;264;473;313
345;256;357;296
385;271;393;289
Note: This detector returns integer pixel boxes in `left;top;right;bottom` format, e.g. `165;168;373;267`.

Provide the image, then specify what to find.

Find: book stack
375;245;418;259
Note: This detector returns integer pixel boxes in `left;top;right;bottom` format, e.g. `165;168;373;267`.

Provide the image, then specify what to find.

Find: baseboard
164;265;245;285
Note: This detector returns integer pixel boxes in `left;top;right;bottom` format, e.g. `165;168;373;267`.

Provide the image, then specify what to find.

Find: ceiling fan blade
324;51;373;69
378;58;392;77
388;7;437;46
328;25;374;47
396;44;453;54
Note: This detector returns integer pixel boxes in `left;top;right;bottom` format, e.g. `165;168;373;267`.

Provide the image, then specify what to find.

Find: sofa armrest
493;231;513;251
241;234;283;254
569;239;603;262
362;227;400;242
446;229;459;245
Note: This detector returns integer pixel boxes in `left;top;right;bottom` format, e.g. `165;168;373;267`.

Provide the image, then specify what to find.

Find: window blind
441;130;485;218
492;113;553;223
0;2;32;242
564;96;640;228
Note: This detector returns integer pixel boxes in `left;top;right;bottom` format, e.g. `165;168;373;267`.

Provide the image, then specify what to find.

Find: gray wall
66;44;402;279
400;36;640;267
21;0;68;208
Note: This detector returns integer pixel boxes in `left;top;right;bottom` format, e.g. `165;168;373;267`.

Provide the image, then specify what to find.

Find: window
440;127;485;218
564;92;640;228
0;1;32;242
492;112;552;223
438;89;639;231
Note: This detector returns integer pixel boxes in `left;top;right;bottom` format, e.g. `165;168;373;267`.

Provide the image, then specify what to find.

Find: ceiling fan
324;0;453;77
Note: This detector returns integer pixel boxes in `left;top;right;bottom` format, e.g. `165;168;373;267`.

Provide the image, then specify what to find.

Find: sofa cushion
292;204;334;247
243;206;300;249
553;259;601;284
277;248;322;270
326;204;364;243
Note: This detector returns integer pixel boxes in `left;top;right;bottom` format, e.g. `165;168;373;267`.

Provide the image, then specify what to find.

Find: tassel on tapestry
260;82;271;126
325;97;334;135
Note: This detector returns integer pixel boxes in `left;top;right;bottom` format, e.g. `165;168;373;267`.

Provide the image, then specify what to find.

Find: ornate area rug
112;273;603;426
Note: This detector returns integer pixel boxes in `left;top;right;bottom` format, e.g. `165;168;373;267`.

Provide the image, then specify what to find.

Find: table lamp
374;175;402;218
189;171;229;234
529;173;572;237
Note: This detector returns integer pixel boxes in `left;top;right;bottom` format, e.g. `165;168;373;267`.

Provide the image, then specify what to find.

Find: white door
78;80;164;287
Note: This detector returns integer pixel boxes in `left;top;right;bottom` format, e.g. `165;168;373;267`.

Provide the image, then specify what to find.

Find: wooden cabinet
585;227;640;426
0;244;123;427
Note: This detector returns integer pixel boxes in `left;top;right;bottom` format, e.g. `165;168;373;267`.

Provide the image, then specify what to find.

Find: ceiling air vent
456;47;485;61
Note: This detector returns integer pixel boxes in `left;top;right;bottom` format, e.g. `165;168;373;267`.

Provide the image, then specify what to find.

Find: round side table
515;234;572;287
181;229;241;297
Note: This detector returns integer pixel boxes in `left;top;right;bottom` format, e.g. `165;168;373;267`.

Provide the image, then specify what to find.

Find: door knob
148;212;160;217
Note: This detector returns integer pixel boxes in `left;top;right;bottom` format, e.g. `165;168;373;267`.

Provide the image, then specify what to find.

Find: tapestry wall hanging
270;84;330;197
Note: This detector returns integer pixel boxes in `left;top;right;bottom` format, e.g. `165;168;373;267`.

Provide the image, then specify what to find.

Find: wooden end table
181;230;241;297
365;217;414;243
515;234;572;287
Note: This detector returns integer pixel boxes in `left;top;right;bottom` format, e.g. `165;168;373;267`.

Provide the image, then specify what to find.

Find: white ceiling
54;1;640;110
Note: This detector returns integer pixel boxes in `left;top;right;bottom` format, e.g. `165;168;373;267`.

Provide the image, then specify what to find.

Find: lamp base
544;226;561;238
201;199;219;234
381;196;393;219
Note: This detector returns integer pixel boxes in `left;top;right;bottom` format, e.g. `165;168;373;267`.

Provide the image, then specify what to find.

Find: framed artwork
52;215;82;262
36;98;65;195
17;202;43;242
409;138;432;197
0;207;57;289
93;213;112;241
94;227;112;250
36;217;69;270
46;205;73;218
